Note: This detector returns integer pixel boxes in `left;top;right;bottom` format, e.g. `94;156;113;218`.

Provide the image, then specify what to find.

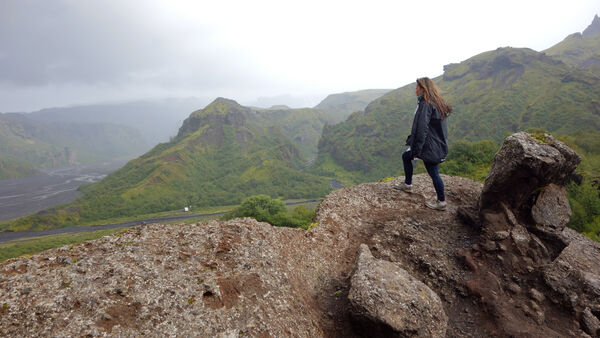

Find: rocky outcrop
1;132;599;337
543;236;600;314
480;132;580;218
0;175;484;337
472;132;600;337
582;14;600;37
531;183;572;231
348;244;447;337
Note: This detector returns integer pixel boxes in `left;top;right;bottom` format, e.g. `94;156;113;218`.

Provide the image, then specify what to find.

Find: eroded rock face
531;183;572;234
543;236;600;313
348;244;447;337
480;132;580;217
474;132;600;337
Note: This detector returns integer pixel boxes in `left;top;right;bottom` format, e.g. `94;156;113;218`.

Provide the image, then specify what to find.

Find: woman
396;77;452;211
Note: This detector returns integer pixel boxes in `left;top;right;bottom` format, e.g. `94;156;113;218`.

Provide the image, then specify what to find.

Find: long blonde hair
416;77;452;119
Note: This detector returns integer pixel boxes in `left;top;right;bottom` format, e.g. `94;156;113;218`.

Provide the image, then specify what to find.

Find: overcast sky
1;0;598;112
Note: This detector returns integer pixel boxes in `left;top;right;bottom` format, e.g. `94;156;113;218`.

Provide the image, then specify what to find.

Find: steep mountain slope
545;14;600;71
314;45;600;182
314;89;391;123
252;107;335;159
0;114;147;179
5;98;331;230
0;158;38;180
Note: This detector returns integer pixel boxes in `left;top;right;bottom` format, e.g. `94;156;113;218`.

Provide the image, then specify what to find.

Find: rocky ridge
1;132;599;337
583;14;600;37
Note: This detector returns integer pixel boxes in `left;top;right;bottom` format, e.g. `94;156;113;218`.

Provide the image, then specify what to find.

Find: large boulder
480;132;580;218
470;132;600;336
543;236;600;314
531;183;572;234
474;131;600;336
348;244;448;337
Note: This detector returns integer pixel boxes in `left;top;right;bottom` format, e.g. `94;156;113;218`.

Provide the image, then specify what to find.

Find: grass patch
529;132;551;144
0;228;122;262
222;195;318;228
0;198;322;262
0;203;239;232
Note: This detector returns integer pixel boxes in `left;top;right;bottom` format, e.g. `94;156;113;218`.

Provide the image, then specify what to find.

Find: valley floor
0;160;128;221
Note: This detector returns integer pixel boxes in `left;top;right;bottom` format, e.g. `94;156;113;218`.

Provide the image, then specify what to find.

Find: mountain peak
176;97;249;138
582;14;600;37
204;97;243;111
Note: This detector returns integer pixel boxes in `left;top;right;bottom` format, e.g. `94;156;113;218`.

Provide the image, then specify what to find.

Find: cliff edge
1;132;599;337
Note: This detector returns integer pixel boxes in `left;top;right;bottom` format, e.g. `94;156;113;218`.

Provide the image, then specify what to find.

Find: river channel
0;161;128;221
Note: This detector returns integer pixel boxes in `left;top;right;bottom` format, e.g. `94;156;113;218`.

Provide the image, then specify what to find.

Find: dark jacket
406;95;448;164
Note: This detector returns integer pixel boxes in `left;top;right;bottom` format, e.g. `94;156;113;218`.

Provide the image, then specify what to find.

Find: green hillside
313;46;600;182
314;89;391;123
0;114;148;179
176;100;333;160
545;14;600;72
0;159;38;180
252;107;335;159
0;115;75;175
3;98;332;231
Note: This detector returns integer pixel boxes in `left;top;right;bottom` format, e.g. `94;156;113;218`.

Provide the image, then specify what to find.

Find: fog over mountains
2;2;598;113
2;12;600;238
24;97;210;146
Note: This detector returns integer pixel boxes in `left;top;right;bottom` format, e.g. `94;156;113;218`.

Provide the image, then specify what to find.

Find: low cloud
1;0;598;111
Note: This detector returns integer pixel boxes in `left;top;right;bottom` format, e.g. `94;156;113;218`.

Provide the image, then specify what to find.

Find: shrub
566;180;600;240
223;195;315;228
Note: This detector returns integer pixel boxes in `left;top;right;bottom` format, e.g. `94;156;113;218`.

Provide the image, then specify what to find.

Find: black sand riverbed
0;161;127;221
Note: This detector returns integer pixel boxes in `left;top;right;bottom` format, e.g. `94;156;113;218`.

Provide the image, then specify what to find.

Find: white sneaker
425;200;447;211
394;183;412;193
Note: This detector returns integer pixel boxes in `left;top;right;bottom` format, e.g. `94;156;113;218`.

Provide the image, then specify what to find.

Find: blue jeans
402;149;445;202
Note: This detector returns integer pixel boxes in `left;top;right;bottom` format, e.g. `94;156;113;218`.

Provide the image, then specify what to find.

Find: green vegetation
3;98;331;231
223;195;316;229
558;131;600;241
559;131;600;176
0;198;239;232
0;113;147;179
544;15;600;73
253;107;335;159
310;25;600;242
0;228;122;262
314;89;391;123
440;140;499;182
441;133;600;241
4;19;599;242
314;47;600;183
0;158;38;179
0;198;319;261
567;181;600;241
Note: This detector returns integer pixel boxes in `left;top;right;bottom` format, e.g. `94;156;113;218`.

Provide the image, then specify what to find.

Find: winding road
0;199;320;243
